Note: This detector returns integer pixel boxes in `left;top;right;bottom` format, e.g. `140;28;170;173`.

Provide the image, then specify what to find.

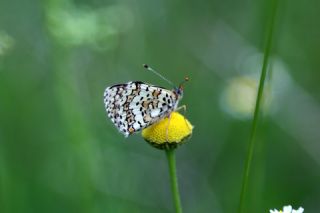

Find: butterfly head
174;77;189;99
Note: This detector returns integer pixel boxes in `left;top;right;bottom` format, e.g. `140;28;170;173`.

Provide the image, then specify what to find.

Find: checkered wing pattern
103;81;179;137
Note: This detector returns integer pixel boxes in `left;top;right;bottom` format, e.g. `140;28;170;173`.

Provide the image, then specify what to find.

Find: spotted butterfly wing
103;81;180;137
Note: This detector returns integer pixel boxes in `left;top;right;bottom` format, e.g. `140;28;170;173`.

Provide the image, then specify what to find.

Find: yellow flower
142;112;193;150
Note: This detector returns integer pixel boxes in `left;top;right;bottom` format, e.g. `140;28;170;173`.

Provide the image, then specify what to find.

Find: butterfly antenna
143;64;175;87
179;76;190;89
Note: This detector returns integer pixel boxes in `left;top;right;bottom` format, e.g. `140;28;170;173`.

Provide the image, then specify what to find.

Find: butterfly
103;64;188;137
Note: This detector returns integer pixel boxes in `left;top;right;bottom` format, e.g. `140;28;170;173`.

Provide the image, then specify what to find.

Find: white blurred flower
220;75;271;120
46;2;134;50
270;205;304;213
0;31;14;55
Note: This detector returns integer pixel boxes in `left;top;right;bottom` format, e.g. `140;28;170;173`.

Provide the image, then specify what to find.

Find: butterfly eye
175;88;183;96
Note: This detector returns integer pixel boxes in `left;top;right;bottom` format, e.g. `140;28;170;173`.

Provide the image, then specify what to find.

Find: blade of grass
238;0;279;212
166;149;182;213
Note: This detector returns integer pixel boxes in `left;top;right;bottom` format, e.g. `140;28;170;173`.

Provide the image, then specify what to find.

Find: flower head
142;112;193;150
270;205;304;213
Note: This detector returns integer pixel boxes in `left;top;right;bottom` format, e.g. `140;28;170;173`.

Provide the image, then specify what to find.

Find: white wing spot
151;108;160;117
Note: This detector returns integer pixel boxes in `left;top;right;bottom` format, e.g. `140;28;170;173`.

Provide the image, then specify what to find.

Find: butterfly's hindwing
104;81;178;137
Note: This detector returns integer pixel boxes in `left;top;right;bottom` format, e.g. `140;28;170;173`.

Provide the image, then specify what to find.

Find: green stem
238;0;279;212
166;149;182;213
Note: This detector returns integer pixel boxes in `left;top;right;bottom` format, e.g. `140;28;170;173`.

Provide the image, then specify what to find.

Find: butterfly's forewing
104;81;178;137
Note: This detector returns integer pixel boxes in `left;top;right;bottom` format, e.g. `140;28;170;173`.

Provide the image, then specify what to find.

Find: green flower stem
166;149;182;213
238;0;279;212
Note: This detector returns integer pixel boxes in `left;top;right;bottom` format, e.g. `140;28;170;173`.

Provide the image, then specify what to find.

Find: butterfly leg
175;105;191;132
165;113;173;142
175;105;187;113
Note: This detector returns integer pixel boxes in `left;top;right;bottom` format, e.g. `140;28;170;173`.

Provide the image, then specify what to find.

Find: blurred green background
0;0;319;212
